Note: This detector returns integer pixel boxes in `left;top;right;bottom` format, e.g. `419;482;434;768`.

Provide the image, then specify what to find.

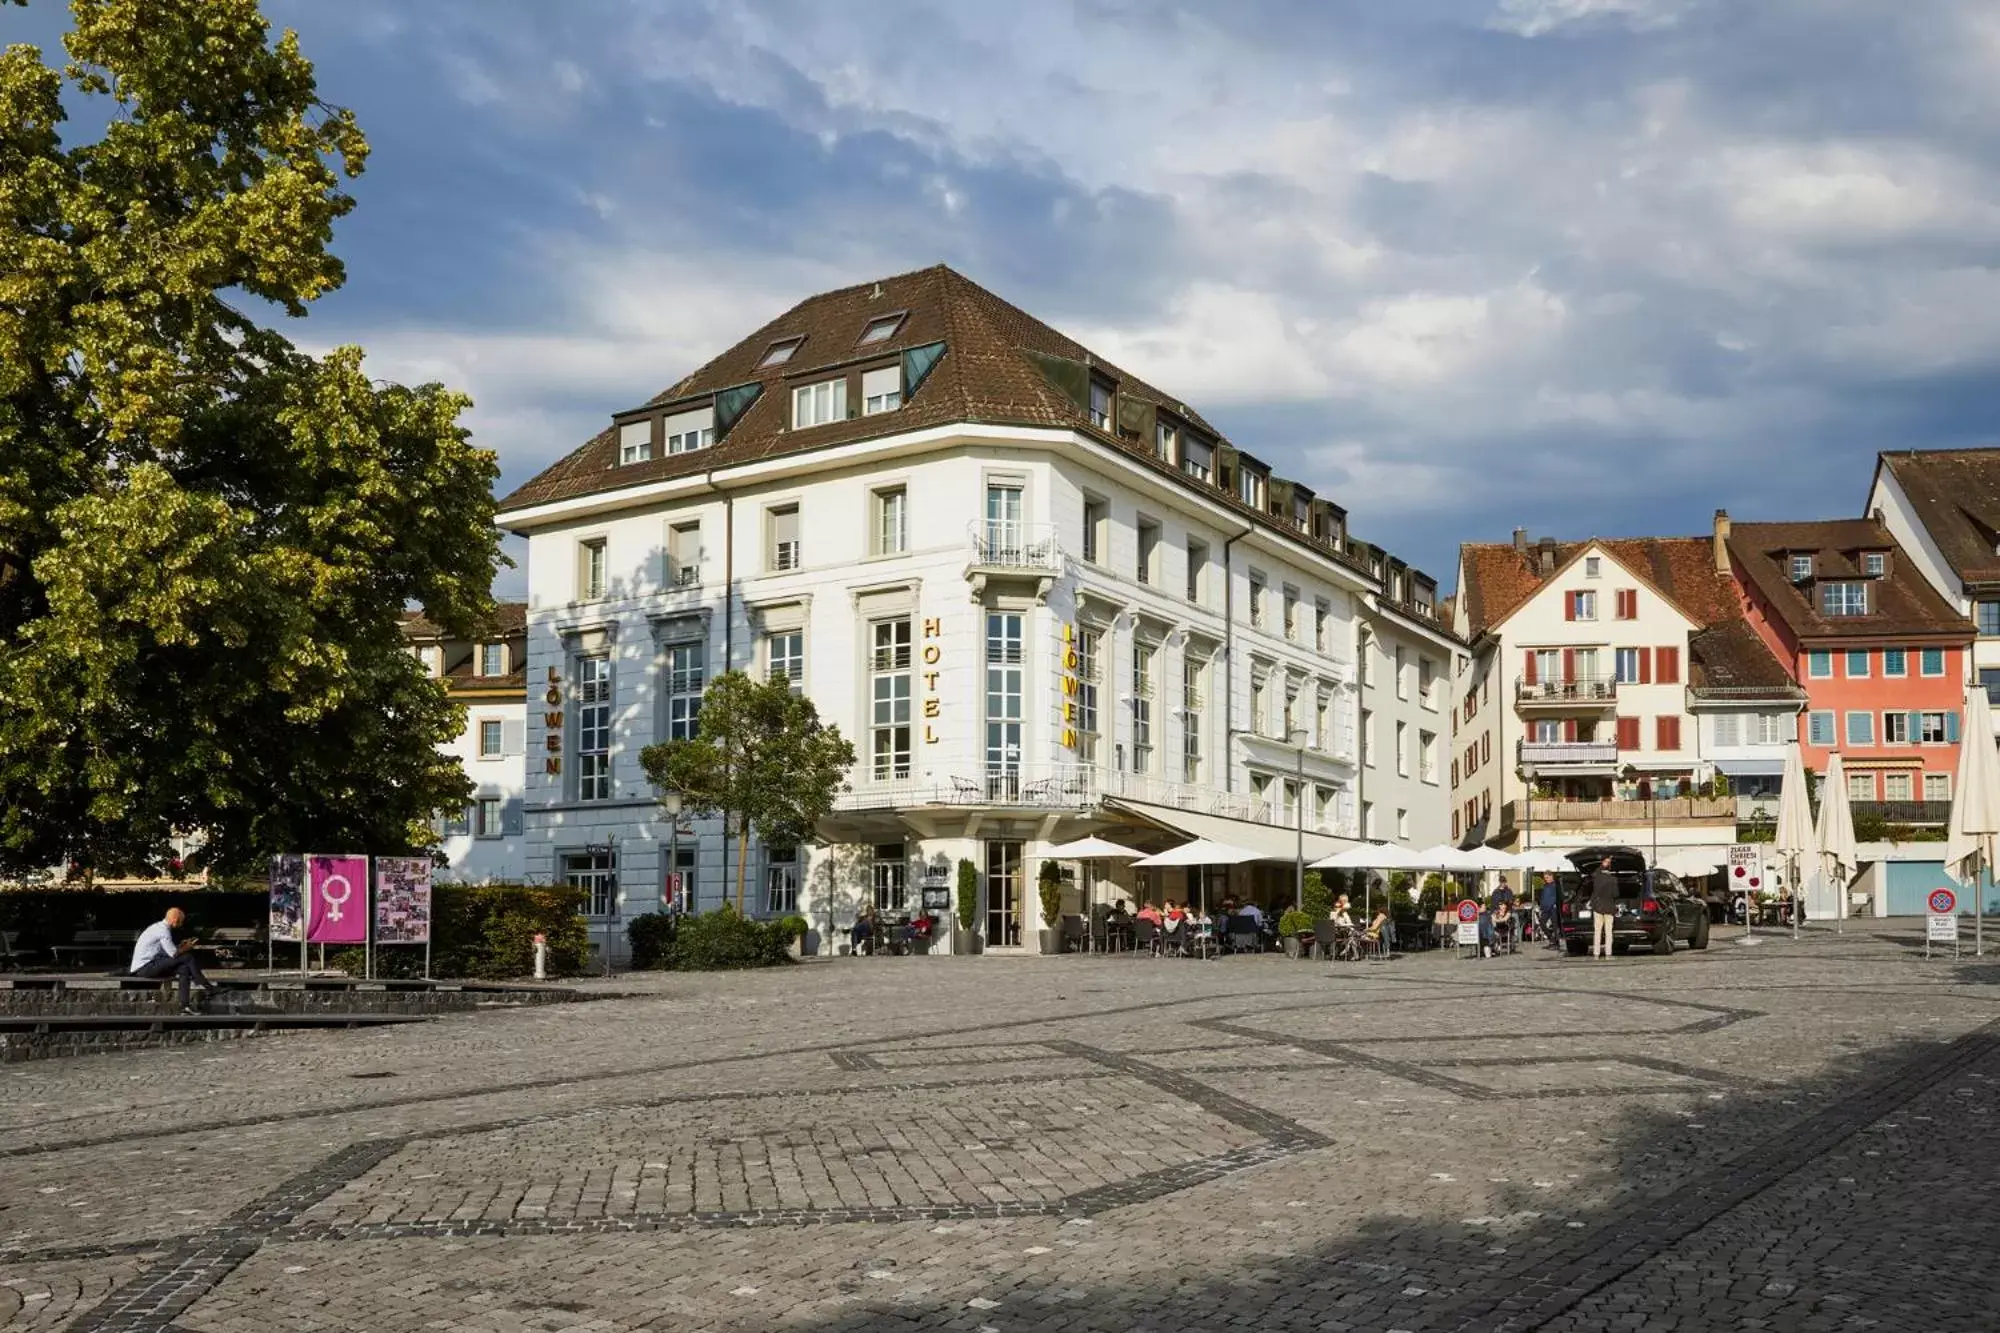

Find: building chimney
1512;527;1528;555
1713;509;1731;574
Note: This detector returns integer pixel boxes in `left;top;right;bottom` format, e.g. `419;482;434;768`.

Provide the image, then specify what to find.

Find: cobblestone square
4;929;1999;1332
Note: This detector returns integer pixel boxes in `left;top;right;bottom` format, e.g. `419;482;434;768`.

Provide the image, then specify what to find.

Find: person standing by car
1537;872;1562;950
1590;857;1619;959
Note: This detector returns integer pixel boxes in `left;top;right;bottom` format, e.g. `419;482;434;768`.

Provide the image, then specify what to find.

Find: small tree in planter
1301;870;1333;923
1037;861;1066;954
954;857;980;954
1278;908;1314;958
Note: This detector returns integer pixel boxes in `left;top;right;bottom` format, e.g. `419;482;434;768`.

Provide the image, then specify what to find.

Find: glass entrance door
985;840;1022;947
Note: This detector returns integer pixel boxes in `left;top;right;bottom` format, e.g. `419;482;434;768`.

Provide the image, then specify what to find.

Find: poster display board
306;854;370;945
374;857;433;944
268;854;305;943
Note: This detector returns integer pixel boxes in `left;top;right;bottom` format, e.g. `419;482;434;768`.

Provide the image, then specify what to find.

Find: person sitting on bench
129;907;211;1013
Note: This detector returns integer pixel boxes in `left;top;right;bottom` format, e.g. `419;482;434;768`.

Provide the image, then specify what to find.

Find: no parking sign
1927;887;1959;957
1455;898;1481;947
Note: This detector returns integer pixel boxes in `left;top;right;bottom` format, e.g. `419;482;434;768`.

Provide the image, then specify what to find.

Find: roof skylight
859;312;906;345
759;336;804;368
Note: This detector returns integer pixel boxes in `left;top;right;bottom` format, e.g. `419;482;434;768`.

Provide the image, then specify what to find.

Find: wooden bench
197;927;264;968
49;929;138;969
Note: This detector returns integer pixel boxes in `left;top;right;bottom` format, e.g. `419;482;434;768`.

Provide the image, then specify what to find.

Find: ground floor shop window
985;840;1021;946
563;850;616;917
765;845;799;915
872;844;908;913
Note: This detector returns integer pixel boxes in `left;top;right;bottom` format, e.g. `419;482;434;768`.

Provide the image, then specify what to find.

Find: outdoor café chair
1226;915;1260;955
1134;919;1160;956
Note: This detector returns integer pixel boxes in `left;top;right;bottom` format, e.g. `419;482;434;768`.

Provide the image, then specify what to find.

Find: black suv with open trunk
1554;845;1711;955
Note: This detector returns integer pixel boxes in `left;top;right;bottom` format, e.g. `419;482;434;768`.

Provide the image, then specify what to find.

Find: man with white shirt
129;907;211;1012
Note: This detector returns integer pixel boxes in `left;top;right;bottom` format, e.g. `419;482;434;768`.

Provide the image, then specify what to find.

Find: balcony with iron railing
1498;795;1736;833
1515;675;1618;709
1853;800;1951;827
1516;738;1620;770
965;521;1063;572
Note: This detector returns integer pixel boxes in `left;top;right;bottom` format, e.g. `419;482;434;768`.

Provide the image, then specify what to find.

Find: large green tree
641;671;857;912
0;0;500;875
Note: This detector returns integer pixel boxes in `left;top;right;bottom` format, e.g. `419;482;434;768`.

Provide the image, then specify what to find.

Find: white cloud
1489;0;1693;38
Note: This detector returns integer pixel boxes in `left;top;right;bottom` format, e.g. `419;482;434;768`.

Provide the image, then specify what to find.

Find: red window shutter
1619;589;1636;619
1562;648;1577;682
1483;733;1491;763
1523;650;1538;685
1639;647;1652;685
1564;719;1578;742
1617;716;1639;750
1453;810;1460;841
1655;716;1672;750
1658;646;1679;684
1564;593;1576;622
1669;716;1682;749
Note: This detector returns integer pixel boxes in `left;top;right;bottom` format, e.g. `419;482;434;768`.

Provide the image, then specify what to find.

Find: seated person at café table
850;906;876;955
1136;902;1163;927
1331;896;1355;931
1237;900;1266;930
1478;899;1516;957
1364;907;1392;947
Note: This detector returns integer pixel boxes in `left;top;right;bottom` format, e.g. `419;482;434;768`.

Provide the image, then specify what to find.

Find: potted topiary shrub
1278;908;1314;958
954;857;981;955
1037;861;1066;954
779;914;809;960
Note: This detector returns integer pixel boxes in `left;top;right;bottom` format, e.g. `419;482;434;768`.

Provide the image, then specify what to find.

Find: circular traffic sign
1929;888;1958;915
1456;899;1480;923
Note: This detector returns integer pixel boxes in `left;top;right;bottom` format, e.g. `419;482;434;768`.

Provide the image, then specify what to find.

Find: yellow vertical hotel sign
1058;622;1079;749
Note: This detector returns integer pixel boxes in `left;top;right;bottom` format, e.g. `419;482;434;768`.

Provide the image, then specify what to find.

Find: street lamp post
661;788;684;916
1290;728;1310;912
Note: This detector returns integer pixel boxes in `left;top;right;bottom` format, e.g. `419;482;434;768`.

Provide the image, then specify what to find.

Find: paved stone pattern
4;927;1999;1332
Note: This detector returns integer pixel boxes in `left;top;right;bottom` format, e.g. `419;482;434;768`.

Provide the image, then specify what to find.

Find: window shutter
501;799;524;837
1638;647;1652;685
1783;712;1799;743
501;719;526;756
1564;719;1578;742
1947;711;1962;743
1909;710;1923;742
1523;651;1538;685
1564;594;1576;622
1617;716;1639;750
1561;648;1576;682
1660;646;1679;684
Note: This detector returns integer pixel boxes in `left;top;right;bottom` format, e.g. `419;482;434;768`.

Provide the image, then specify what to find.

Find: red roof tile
1877;447;2000;586
1727;519;1972;641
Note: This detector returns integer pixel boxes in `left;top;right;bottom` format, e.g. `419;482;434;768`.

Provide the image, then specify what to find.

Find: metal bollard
533;932;547;981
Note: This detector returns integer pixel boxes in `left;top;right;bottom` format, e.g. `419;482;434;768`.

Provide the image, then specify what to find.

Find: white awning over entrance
1101;797;1362;864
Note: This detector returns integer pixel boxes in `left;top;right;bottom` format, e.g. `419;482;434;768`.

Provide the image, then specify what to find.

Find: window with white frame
1397;808;1410;839
1847;771;1875;802
1088;379;1112;430
479;643;506;677
1846;711;1873;746
1419;657;1436;707
1755;712;1784;744
1883;710;1909;745
1789;554;1813;582
1359;630;1374;686
1395;645;1409;699
1284;680;1302;740
1884;772;1912;802
1820;582;1867;617
1181;436;1213;482
792;379;846;428
1239;470;1266;510
1926;772;1951;802
860;365;901;415
1920;711;1950;744
671;844;699;914
1283;587;1300;641
478;718;504;758
1419;729;1437;783
984;483;1023;557
1615;648;1640;685
871;844;908;912
1181;657;1204;782
764;845;799;914
1863;552;1886;576
1713;713;1740;748
1132;641;1155;773
665;641;704;741
563;851;616;917
1884;648;1907;677
1185;539;1207;602
985;612;1024;785
1248;573;1266;628
1584;556;1601;578
1315;601;1330;653
870;619;912;780
872;487;907;556
1807;711;1835;746
769;504;801;572
1396;720;1409;776
767;629;804;694
1250;669;1270;738
579;538;607;601
575;654;612;801
664;406;715;455
668;521;701;587
1136;519;1160;585
618;419;652;464
1316;688;1333;752
474;796;503;838
1921;647;1946;676
1569;590;1597;620
1083;497;1108;565
1361;708;1374;765
1076;627;1102;765
1154;419;1176;463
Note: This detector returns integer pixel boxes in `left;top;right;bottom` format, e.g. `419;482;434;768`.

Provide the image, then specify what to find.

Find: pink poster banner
306;854;370;944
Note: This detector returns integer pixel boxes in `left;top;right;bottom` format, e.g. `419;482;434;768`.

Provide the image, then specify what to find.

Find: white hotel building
494;266;1457;955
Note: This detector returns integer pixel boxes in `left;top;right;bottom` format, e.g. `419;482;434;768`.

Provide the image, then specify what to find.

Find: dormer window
1292;494;1309;531
1862;551;1886;577
1789;554;1813;582
1239;469;1267;509
618;419;653;464
792;379;846;429
861;365;901;415
663;405;715;455
1181;435;1213;482
1088;378;1112;430
859;312;906;345
759;336;804;368
479;643;506;677
1155;419;1176;462
1821;581;1868;617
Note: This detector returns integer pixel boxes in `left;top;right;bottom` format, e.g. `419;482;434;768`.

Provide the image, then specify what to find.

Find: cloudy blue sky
19;0;2000;594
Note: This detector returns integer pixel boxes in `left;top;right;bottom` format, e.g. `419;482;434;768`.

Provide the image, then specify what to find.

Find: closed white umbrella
1815;753;1858;932
1945;685;2000;956
1772;740;1819;941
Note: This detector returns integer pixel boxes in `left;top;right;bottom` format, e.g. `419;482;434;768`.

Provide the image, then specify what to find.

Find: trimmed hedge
316;883;590;979
624;906;793;971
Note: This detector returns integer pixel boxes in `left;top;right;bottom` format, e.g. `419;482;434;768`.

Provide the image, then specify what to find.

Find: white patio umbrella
1516;847;1578;874
1310;842;1430;917
1772;740;1819;941
1044;835;1145;934
1130;838;1263;867
1657;847;1727;879
1944;685;2000;956
1816;753;1858;933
